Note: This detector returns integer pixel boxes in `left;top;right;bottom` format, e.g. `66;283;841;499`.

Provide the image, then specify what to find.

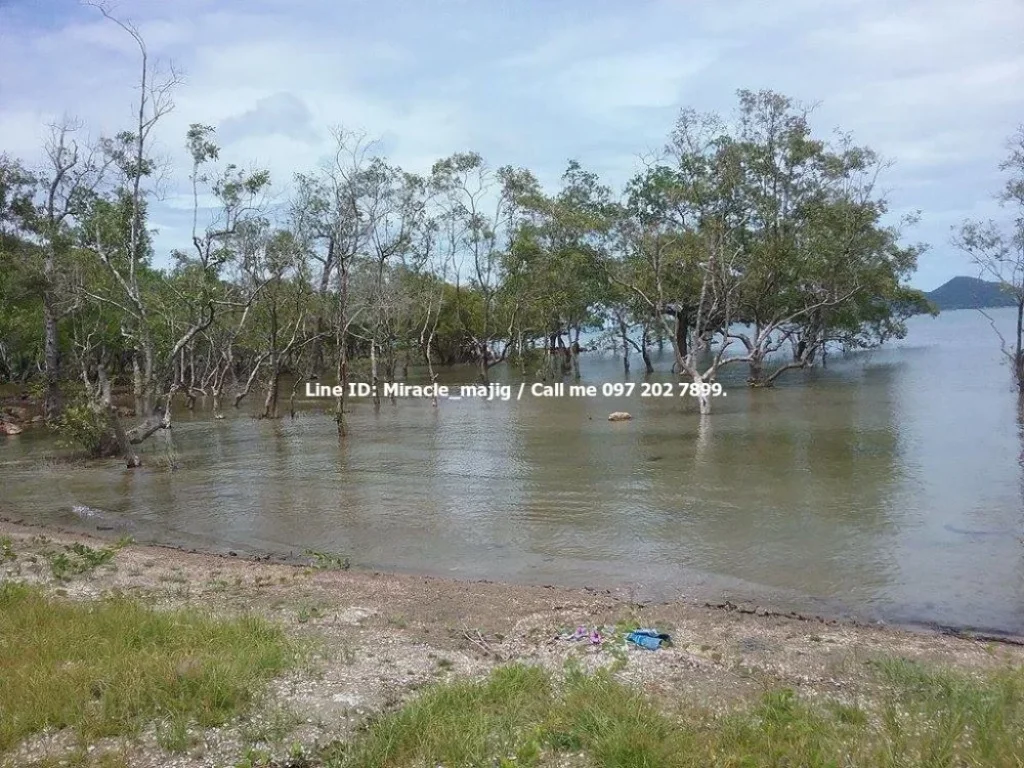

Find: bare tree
430;153;527;382
80;4;223;466
953;125;1024;391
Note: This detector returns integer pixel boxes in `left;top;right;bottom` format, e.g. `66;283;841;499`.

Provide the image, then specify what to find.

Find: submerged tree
1;72;934;438
953;125;1024;392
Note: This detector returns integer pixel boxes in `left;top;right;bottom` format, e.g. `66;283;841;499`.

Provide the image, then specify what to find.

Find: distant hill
924;276;1018;311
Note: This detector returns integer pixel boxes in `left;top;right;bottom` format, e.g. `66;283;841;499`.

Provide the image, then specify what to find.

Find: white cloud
0;0;1021;290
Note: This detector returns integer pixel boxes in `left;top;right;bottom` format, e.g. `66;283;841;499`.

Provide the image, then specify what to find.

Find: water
2;308;1024;633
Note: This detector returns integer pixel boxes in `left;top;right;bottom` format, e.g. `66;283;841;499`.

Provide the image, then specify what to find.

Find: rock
3;406;29;421
0;421;24;436
607;411;632;422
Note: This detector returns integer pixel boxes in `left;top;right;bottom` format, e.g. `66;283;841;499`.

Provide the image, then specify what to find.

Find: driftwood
461;625;506;661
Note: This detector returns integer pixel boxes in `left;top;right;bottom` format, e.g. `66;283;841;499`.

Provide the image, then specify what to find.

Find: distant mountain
924;276;1018;311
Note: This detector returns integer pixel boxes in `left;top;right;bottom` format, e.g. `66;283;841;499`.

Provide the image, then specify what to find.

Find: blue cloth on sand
625;628;672;650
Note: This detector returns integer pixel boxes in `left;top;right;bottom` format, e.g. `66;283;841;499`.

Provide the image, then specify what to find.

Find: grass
331;664;554;768
0;582;294;754
0;535;15;563
303;549;350;571
324;658;1024;768
42;541;121;581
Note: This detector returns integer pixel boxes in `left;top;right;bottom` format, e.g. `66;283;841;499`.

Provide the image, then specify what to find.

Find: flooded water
3;308;1024;634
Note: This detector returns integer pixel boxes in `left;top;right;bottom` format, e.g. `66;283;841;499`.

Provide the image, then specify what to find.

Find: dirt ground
2;519;1023;768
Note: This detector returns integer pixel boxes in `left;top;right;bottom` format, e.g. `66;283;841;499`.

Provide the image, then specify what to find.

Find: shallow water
3;309;1024;633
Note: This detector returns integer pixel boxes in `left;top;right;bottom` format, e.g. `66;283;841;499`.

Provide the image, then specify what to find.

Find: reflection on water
2;309;1024;633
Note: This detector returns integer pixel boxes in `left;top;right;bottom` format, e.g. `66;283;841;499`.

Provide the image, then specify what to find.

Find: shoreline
4;514;1023;648
4;518;1024;767
3;514;1022;648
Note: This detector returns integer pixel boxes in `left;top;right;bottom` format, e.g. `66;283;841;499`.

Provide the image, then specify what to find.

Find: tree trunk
310;246;335;379
641;326;653;375
570;326;581;380
107;406;141;468
693;371;712;415
371;342;380;408
477;342;490;384
620;316;630;374
335;255;350;435
675;309;689;360
42;286;61;421
132;355;144;418
262;354;280;419
1015;298;1024;393
748;352;768;387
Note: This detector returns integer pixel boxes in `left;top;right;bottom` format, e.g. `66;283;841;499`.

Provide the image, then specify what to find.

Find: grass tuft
0;583;293;753
303;549;350;571
43;541;121;581
324;657;1024;768
0;535;15;563
338;664;552;768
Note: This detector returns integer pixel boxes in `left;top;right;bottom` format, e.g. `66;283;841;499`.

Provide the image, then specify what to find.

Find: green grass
333;664;553;768
325;658;1024;768
42;541;121;581
0;583;294;753
0;535;15;563
871;656;1024;765
303;549;350;571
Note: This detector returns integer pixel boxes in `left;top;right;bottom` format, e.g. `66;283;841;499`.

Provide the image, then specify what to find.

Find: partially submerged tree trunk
618;314;631;374
640;326;654;375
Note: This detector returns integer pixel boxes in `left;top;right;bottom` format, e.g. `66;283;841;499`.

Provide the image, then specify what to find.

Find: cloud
0;0;1021;290
218;92;320;145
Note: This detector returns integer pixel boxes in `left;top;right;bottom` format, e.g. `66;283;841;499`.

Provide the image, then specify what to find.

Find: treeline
0;13;928;462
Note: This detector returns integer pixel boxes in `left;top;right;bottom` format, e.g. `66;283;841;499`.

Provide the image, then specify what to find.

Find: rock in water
0;421;23;435
607;412;632;422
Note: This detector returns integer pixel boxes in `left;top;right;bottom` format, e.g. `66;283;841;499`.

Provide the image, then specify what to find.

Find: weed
304;549;350;570
44;541;121;581
0;535;14;563
156;715;196;753
296;604;324;624
239;705;301;746
235;746;273;768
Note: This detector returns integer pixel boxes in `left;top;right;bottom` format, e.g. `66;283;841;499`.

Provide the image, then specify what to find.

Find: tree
613;109;749;414
509;161;615;379
724;91;924;386
430;153;531;382
0;156;43;385
291;127;378;433
953;125;1024;391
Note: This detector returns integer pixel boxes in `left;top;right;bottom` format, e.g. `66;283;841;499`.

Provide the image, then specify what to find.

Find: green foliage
0;89;931;402
45;541;120;580
53;401;112;457
0;535;15;563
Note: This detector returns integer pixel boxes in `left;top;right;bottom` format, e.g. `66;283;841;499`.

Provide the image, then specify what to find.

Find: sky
1;0;1021;291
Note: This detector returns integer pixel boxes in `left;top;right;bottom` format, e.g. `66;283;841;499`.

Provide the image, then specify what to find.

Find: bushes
52;400;114;457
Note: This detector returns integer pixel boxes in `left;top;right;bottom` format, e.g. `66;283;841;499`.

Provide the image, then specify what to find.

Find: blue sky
1;0;1022;291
